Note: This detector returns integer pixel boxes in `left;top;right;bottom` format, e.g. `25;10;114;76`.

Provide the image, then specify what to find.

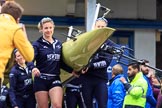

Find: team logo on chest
47;54;60;61
21;73;25;75
43;46;48;49
56;45;61;49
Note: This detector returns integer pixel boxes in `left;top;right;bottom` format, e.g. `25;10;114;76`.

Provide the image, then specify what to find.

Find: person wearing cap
120;62;148;108
79;17;117;108
8;49;36;108
0;1;34;84
31;17;74;108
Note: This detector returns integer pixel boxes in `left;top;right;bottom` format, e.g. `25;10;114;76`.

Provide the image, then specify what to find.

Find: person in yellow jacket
0;1;34;82
120;62;148;108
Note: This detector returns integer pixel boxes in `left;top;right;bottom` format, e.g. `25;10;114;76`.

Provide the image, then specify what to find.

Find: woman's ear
39;29;42;33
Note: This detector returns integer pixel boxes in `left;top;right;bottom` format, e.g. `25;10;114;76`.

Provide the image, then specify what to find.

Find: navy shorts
33;75;62;92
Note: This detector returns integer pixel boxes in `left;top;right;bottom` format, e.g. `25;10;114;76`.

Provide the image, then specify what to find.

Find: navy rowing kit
0;85;9;108
9;62;36;108
32;36;72;92
64;77;85;108
80;39;116;108
32;37;62;76
81;39;115;80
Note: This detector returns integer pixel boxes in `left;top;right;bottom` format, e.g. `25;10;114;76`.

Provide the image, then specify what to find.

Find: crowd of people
108;61;162;108
1;1;162;108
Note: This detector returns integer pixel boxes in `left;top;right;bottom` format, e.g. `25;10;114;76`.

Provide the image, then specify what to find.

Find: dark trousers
14;94;36;108
64;88;84;108
81;76;108;108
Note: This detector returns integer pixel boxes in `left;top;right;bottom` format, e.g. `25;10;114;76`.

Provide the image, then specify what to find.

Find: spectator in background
151;73;161;100
140;59;156;108
156;76;162;108
107;64;126;108
120;62;148;108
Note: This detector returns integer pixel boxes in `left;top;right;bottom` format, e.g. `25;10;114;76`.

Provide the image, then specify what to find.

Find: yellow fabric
0;14;34;81
123;72;148;107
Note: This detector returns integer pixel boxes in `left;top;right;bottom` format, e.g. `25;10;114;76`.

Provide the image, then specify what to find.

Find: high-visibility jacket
123;72;148;108
0;14;34;80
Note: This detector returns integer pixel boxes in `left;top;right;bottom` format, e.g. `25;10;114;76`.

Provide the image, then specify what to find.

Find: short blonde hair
38;17;54;30
96;17;108;26
112;64;123;76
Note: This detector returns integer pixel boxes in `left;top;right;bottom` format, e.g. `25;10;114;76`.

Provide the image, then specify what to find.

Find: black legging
64;88;85;108
15;94;36;108
81;76;108;108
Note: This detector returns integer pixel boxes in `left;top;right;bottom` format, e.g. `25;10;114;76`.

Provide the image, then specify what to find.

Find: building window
157;0;162;20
